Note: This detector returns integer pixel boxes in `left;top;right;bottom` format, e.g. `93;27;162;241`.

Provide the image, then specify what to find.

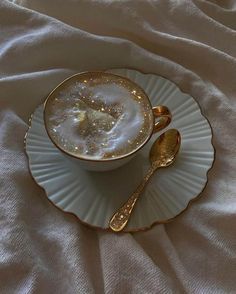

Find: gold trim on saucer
24;68;216;233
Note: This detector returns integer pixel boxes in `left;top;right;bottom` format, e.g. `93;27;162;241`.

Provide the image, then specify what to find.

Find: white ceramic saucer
25;68;215;232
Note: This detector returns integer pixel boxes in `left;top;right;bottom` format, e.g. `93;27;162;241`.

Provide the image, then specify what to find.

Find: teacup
44;72;171;171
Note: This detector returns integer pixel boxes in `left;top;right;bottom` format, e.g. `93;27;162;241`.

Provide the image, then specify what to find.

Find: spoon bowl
150;129;181;168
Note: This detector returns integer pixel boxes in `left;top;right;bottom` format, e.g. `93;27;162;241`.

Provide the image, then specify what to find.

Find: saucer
25;68;215;232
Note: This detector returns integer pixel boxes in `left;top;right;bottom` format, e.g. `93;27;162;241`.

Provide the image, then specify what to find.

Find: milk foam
46;79;152;159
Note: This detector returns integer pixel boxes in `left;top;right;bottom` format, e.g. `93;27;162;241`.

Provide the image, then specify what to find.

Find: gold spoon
109;129;181;232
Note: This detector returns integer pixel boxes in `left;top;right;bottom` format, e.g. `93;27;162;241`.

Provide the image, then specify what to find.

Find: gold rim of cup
43;71;171;163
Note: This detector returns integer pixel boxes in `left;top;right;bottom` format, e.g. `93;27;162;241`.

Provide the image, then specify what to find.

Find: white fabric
1;0;236;293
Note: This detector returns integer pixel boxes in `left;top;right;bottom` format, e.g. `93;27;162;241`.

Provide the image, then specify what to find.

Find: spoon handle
109;166;155;232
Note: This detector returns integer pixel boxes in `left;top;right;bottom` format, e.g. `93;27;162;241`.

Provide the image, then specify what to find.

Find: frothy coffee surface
44;73;153;160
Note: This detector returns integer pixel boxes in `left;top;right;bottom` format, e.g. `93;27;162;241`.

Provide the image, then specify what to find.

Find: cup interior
44;72;155;162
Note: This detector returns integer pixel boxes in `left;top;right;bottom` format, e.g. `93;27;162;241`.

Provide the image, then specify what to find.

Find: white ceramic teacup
44;72;171;171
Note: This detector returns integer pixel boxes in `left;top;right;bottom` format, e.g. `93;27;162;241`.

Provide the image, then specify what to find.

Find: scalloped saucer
25;68;215;232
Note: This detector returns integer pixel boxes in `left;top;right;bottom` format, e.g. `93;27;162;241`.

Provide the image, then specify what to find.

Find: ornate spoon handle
109;166;155;232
